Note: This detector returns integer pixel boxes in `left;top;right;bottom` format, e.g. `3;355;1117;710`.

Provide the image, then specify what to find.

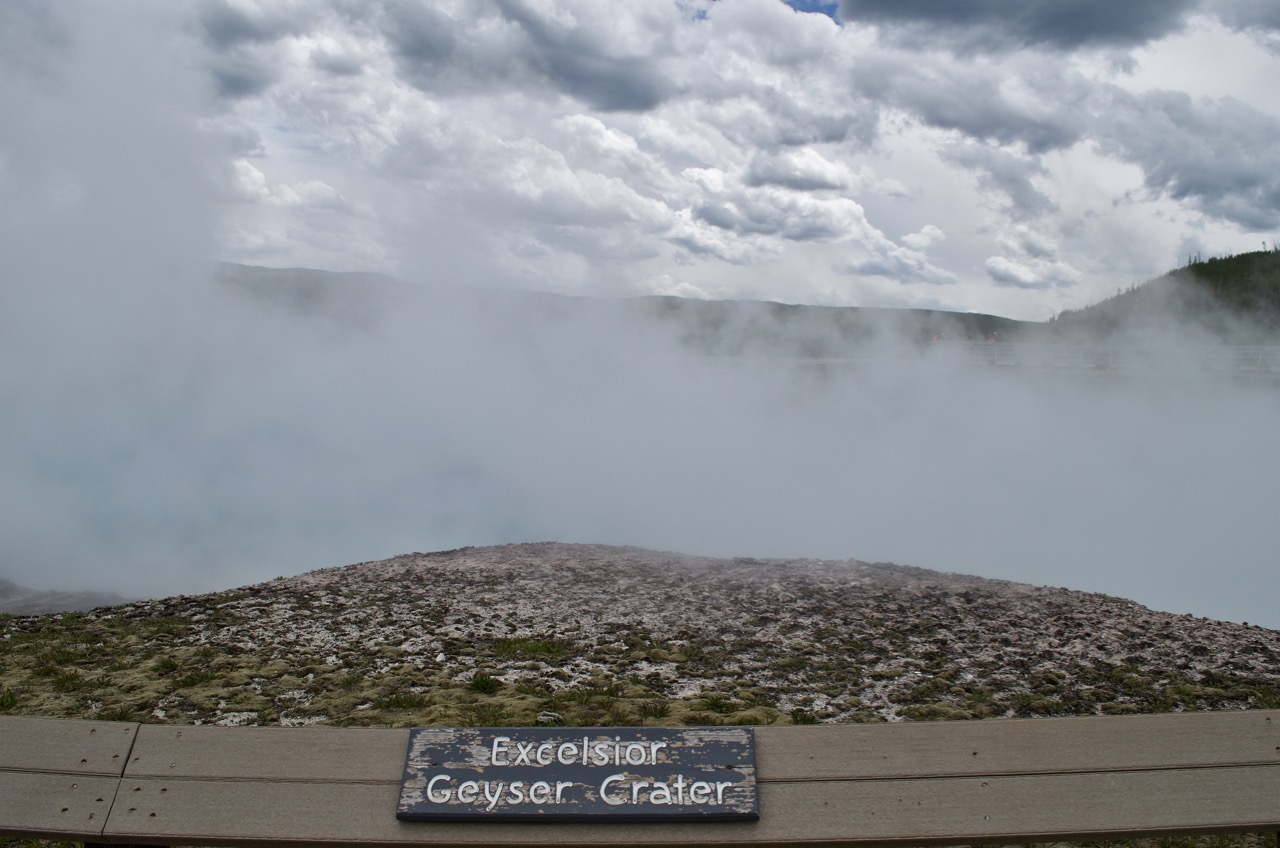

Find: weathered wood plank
120;711;1280;786
754;764;1280;846
4;712;1280;847
0;715;138;775
0;771;117;840
123;724;410;782
99;764;1280;847
758;709;1280;780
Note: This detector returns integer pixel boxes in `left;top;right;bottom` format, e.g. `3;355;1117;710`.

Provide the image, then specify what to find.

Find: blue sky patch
781;0;840;21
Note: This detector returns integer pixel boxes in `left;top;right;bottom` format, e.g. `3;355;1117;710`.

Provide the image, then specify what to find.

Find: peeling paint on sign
397;726;758;822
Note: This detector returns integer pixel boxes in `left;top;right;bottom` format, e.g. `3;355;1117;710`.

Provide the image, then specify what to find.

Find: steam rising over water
1;5;1275;629
3;268;1278;629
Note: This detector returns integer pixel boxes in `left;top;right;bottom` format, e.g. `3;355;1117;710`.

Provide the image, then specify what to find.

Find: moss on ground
4;601;1277;728
3;545;1279;730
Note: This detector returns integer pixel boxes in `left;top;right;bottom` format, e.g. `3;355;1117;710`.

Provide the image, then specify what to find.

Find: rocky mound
1;543;1277;727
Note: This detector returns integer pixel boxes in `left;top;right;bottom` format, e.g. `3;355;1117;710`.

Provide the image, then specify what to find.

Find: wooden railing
3;710;1280;847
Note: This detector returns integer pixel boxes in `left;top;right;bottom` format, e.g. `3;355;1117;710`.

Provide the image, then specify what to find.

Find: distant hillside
0;578;130;616
628;296;1027;357
2;544;1277;727
1046;250;1280;343
216;262;413;327
217;257;1280;357
215;262;1033;357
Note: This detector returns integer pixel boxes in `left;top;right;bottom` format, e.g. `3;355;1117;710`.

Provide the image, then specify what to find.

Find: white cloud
984;254;1080;290
171;0;1279;317
901;223;945;250
231;157;270;199
995;224;1057;259
745;147;855;190
842;241;958;286
635;273;721;299
231;158;348;209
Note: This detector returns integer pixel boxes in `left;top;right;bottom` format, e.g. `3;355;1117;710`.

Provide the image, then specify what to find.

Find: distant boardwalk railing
3;710;1280;847
964;342;1280;374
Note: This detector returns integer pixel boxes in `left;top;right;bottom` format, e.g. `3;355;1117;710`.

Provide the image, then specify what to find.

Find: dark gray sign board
397;726;758;822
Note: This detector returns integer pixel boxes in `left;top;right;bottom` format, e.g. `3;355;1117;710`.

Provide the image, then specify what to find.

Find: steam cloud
2;3;1277;629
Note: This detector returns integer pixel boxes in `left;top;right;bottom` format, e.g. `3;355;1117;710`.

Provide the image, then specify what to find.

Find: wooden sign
397;726;758;822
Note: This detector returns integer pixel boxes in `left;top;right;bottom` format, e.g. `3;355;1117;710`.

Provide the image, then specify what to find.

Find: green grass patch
44;645;79;666
51;671;84;693
636;697;670;718
153;657;180;675
144;615;192;635
769;656;809;672
789;708;819;724
96;704;138;721
469;673;502;694
490;637;567;661
700;693;737;714
376;693;430;710
175;670;217;688
463;703;509;726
